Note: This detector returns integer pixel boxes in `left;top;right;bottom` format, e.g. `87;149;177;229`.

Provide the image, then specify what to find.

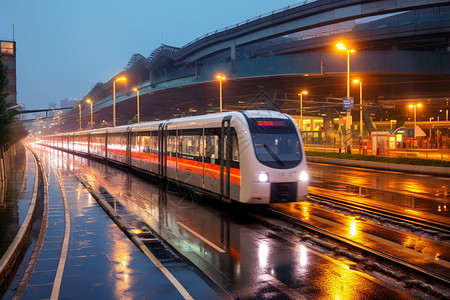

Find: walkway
9;146;221;299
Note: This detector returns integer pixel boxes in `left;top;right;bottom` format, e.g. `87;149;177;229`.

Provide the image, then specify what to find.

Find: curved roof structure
74;0;450;132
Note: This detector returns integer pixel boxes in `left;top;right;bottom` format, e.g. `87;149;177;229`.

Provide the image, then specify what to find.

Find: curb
0;148;40;295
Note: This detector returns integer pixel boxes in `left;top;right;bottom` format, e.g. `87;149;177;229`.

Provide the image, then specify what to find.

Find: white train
42;110;309;204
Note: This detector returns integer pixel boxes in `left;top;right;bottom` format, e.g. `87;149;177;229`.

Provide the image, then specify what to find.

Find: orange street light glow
86;98;91;103
336;43;355;53
336;43;346;50
298;91;308;95
115;77;126;82
217;75;226;80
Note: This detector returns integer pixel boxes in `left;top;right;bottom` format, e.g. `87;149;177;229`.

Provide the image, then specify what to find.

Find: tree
0;54;26;147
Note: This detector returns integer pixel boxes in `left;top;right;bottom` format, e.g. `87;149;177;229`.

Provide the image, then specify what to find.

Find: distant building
48;101;57;117
60;98;78;108
0;40;17;105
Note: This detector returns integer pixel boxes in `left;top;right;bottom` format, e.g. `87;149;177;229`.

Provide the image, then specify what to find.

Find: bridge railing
182;1;316;49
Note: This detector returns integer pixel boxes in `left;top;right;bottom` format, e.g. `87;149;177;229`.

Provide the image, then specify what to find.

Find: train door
220;116;232;202
158;123;168;178
126;128;132;167
104;130;108;159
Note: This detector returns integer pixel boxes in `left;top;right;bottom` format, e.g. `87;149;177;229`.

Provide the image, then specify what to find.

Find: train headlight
258;172;269;183
299;171;309;182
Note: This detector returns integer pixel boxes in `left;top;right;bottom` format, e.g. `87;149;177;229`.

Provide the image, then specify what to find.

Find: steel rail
309;193;450;234
255;206;450;288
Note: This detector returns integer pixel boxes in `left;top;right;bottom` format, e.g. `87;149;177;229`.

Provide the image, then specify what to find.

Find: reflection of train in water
41;110;309;204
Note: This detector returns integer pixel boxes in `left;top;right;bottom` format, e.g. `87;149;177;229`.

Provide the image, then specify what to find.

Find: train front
237;111;309;204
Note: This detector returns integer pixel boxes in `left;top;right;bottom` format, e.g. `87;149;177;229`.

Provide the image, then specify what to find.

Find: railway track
308;193;450;238
241;204;450;299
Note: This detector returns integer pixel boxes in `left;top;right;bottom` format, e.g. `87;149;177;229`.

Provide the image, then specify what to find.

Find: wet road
307;162;450;222
28;146;450;299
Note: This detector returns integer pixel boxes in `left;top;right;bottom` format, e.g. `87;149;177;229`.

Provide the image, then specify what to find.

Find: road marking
138;244;194;300
177;221;226;253
49;164;71;300
65;158;195;300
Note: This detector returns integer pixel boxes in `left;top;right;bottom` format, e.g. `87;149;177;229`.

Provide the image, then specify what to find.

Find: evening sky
0;0;299;111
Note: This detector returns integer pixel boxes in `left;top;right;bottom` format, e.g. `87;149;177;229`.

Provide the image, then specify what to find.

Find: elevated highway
55;0;449;134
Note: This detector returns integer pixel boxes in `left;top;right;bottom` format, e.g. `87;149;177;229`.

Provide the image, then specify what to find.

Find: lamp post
352;80;363;139
429;117;434;140
5;103;24;112
298;91;308;131
409;103;421;138
217;75;226;113
133;88;140;124
78;103;81;130
86;99;93;129
113;77;126;126
337;43;355;154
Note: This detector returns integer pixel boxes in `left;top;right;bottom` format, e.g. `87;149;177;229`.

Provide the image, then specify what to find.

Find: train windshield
248;118;302;169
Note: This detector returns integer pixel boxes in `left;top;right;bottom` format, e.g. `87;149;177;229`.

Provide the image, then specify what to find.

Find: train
40;110;309;204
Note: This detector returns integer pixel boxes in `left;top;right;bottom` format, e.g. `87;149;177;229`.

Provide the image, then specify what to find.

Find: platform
3;146;221;299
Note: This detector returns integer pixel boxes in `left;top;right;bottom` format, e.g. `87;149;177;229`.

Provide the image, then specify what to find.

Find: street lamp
5;103;24;112
133;88;140;124
429;117;434;139
409;103;422;138
352;80;363;139
298;91;308;131
216;75;226;113
78;103;82;130
113;77;127;126
337;42;355;154
86;99;93;129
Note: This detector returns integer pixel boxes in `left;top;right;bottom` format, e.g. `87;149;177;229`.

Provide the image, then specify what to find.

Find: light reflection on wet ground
273;201;450;280
23;146;219;300
36;147;432;299
0;145;30;258
308;162;450;219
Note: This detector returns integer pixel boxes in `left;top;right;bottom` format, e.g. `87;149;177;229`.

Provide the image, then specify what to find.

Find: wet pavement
13;145;220;299
18;145;449;298
307;162;450;222
0;145;31;258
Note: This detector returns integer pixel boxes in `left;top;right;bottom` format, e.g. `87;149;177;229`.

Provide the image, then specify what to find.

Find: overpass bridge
55;0;450;136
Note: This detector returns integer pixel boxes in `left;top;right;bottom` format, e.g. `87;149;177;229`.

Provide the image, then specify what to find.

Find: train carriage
89;128;107;159
41;110;309;204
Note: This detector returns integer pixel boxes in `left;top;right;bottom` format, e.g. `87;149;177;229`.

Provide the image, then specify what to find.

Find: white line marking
49;165;71;300
138;245;194;300
177;221;226;253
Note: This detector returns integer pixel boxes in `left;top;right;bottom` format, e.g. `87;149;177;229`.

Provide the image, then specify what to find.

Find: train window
248;118;302;169
149;134;158;154
167;135;177;156
204;135;219;164
141;135;150;153
130;134;138;152
133;133;150;153
232;134;239;162
180;135;201;157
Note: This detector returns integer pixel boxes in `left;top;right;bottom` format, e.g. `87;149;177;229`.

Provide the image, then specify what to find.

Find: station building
0;40;17;105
